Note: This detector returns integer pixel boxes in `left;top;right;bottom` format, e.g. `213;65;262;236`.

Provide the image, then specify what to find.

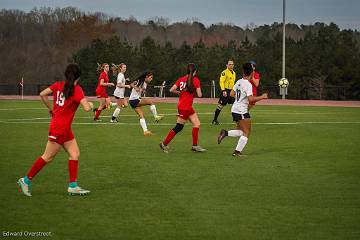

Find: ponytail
64;63;81;99
97;63;108;73
111;63;118;76
135;71;153;88
186;63;197;93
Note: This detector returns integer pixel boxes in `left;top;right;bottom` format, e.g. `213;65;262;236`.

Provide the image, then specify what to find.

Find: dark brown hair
63;63;81;99
186;63;197;93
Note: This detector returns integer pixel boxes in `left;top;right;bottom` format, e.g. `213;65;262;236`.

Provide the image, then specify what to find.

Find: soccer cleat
212;120;220;125
232;150;242;157
110;118;118;123
217;129;227;144
192;145;207;152
154;115;164;122
93;117;102;122
144;130;153;136
17;177;32;197
159;142;169;153
67;186;90;196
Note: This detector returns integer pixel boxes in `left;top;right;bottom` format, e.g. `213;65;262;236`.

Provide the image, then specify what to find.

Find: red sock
163;130;176;145
95;108;102;119
192;127;199;146
68;160;78;183
27;157;47;180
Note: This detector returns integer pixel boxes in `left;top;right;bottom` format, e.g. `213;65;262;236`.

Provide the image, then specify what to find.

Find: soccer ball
278;78;289;88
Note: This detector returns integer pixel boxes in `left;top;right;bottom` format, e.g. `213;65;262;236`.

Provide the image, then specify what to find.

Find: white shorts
113;88;125;98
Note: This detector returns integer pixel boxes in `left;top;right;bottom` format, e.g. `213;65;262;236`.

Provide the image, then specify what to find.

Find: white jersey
113;72;126;98
231;78;253;114
129;81;147;100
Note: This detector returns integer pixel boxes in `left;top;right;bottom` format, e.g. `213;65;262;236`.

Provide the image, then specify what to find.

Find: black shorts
129;99;140;109
232;112;251;122
114;96;124;100
218;89;235;106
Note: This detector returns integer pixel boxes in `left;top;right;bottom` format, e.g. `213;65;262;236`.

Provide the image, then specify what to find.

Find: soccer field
1;100;360;240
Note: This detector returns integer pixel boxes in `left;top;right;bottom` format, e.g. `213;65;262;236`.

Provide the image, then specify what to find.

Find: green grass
1;100;360;240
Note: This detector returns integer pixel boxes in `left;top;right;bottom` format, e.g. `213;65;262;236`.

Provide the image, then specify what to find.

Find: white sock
236;136;248;152
150;104;158;118
228;130;243;137
112;107;121;118
139;118;148;131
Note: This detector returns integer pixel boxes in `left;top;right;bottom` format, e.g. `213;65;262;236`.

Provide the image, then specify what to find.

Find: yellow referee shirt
219;68;236;90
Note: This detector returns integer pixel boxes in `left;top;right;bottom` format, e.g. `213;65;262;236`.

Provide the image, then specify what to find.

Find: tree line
1;7;359;99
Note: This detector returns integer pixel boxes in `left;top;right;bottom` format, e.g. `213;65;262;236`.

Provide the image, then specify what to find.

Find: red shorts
96;89;108;98
48;130;74;145
177;108;195;120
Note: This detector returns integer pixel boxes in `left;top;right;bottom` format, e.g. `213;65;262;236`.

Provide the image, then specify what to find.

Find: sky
1;0;359;30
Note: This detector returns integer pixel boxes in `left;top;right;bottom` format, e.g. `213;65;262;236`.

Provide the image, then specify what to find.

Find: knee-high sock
140;118;148;131
163;130;176;145
27;157;47;180
112;107;121;119
95;107;103;119
150;104;158;118
228;130;244;137
192;127;199;146
236;136;248;152
214;107;221;121
68;160;78;183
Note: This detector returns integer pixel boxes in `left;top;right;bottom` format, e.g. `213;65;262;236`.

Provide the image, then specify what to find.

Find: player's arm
40;87;53;112
117;82;130;89
248;93;268;103
196;87;202;98
250;76;260;87
80;98;93;112
99;79;114;87
219;72;227;97
230;89;236;98
117;76;131;89
169;84;180;95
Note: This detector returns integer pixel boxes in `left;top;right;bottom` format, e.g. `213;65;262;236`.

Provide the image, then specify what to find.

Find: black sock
111;116;116;120
214;108;221;121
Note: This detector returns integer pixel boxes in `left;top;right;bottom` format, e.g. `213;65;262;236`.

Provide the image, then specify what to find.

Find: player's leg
217;126;244;144
63;138;90;195
134;107;152;136
121;98;128;108
18;141;62;196
212;102;224;125
94;98;106;121
189;113;206;152
233;118;251;156
138;98;163;122
105;97;112;109
111;97;122;122
160;117;186;152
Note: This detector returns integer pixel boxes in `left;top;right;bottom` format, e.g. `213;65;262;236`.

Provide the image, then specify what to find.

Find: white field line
0;107;47;111
0;107;357;115
0;120;359;126
1;110;355;122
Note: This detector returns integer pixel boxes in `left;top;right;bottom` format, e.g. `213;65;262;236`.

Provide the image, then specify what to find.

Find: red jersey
175;75;201;110
49;81;84;134
96;71;109;93
249;71;260;96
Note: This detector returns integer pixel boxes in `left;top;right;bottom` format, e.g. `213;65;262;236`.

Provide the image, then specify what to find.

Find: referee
212;59;236;125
